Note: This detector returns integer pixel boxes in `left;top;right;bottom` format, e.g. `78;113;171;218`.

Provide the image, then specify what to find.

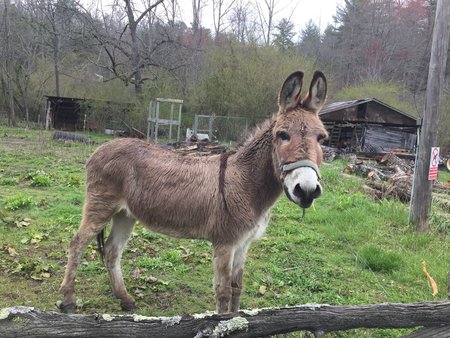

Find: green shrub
4;194;35;211
0;176;19;186
64;174;82;187
357;246;403;273
26;170;52;187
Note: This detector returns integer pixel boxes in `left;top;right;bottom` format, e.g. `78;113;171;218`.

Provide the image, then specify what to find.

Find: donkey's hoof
121;302;136;312
59;302;76;314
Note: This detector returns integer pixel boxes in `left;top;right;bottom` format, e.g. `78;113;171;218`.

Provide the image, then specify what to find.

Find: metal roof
319;98;419;122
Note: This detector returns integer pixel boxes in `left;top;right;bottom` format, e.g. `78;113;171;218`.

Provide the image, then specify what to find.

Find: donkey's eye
317;133;327;142
277;131;290;141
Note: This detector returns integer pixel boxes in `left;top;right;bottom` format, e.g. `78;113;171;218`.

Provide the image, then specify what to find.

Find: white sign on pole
428;147;439;180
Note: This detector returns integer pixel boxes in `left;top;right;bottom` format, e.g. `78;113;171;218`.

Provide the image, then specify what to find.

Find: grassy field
0;126;449;337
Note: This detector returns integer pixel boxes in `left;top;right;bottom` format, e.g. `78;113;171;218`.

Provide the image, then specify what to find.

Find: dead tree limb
1;301;450;338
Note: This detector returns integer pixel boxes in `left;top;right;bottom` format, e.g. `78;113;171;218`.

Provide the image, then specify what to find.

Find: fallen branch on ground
1;301;450;337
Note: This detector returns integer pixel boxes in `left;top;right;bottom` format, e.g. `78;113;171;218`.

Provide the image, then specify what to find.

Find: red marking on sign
428;147;440;181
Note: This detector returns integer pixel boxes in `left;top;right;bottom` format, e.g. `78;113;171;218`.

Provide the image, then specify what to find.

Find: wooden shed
319;98;420;154
45;96;86;131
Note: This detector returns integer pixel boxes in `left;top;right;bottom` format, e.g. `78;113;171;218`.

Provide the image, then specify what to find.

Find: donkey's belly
142;221;208;240
125;200;210;240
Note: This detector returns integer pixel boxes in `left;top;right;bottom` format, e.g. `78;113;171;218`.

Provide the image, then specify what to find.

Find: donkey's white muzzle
283;167;322;208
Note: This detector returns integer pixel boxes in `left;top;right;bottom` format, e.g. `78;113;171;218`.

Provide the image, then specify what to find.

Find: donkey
59;70;328;314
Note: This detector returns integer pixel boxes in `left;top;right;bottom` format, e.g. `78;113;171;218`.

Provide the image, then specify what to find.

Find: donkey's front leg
230;241;250;312
213;245;235;314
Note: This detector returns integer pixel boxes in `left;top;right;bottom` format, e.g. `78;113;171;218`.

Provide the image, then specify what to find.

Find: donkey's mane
235;117;275;151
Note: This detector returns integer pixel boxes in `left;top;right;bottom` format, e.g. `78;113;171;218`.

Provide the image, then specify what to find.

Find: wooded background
0;0;449;152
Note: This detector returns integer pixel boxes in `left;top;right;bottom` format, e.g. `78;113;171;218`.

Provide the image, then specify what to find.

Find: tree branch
135;0;165;26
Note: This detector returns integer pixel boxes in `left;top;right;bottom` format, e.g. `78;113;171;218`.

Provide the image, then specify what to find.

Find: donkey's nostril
292;183;321;208
293;184;305;199
311;185;322;199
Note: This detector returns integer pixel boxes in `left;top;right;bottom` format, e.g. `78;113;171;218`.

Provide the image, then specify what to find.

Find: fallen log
1;301;450;338
380;152;413;174
52;131;93;144
344;164;390;180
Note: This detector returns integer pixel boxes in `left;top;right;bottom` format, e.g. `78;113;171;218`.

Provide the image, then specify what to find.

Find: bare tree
22;0;82;98
2;0;16;126
161;0;179;27
254;0;282;46
78;0;189;97
228;0;251;43
123;0;164;96
212;0;236;41
326;0;434;88
192;0;205;49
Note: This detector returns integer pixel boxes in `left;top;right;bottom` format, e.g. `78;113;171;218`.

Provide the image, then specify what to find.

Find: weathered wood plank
404;326;450;338
410;0;450;230
1;301;450;338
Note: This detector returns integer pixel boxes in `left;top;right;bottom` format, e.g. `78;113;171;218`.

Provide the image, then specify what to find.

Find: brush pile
342;152;450;207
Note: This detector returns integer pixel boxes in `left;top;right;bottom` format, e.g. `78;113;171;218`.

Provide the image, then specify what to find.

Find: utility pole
4;0;16;126
410;0;450;231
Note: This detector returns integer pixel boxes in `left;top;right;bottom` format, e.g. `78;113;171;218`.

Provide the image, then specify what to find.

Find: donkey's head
273;71;328;208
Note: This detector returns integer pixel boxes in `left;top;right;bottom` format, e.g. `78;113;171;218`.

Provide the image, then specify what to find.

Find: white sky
87;0;344;38
179;0;345;36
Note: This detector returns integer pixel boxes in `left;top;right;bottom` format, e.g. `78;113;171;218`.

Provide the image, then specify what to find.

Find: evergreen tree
298;20;321;59
272;18;295;52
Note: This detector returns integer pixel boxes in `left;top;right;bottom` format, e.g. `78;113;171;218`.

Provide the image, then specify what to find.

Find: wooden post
177;102;182;142
410;0;450;231
155;100;160;143
45;100;51;130
168;103;174;142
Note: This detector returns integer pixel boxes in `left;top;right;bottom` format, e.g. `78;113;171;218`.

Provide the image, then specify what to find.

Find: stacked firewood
344;153;413;202
164;141;227;156
343;152;450;204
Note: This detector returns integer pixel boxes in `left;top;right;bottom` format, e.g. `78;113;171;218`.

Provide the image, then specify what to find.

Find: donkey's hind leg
104;211;136;311
60;201;113;313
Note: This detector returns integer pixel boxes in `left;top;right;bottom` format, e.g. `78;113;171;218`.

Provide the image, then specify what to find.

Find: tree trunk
410;0;450;231
1;301;450;337
125;0;163;97
53;33;61;97
5;0;16;126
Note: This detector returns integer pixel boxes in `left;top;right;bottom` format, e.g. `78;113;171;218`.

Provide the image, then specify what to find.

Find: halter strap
279;159;321;179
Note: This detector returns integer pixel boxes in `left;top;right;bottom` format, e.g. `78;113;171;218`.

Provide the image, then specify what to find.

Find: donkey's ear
278;71;304;112
302;71;327;113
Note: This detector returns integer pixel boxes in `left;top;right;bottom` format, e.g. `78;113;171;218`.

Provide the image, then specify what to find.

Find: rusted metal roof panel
319;98;419;127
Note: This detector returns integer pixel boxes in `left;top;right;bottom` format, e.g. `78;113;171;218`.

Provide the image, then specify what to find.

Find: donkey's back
85;138;222;239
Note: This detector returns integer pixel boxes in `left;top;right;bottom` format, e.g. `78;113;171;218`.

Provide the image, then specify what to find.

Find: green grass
357;246;403;272
439;168;450;182
0;126;449;337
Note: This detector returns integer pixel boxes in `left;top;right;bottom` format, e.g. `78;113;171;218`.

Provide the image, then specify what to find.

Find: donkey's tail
97;229;105;263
